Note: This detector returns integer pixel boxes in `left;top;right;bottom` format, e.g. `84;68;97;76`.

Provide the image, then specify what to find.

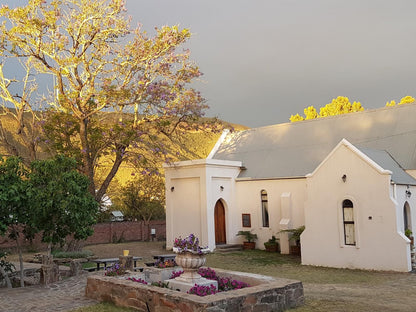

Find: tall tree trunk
16;108;24;135
0;266;12;288
79;118;95;196
14;233;25;288
95;145;125;203
47;242;52;257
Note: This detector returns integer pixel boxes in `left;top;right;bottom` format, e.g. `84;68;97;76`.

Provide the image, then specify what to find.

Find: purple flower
170;270;184;279
173;234;208;254
127;277;148;284
187;284;217;296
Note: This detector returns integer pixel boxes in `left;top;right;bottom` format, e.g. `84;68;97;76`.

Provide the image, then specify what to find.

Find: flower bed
104;263;125;276
127;267;248;297
86;268;304;311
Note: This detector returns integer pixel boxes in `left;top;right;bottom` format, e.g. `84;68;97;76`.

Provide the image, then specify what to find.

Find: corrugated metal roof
212;103;416;180
358;148;416;185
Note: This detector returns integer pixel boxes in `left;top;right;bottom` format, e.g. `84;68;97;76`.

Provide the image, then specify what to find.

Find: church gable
307;139;392;180
302;139;411;271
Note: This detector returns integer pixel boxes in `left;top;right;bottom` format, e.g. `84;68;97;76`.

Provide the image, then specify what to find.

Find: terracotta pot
243;241;256;250
264;243;279;252
290;245;301;256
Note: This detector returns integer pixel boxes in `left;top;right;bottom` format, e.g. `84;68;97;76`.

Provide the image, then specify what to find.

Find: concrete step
214;244;243;253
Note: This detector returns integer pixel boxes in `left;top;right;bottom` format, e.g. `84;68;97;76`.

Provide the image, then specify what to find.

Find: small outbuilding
110;210;124;222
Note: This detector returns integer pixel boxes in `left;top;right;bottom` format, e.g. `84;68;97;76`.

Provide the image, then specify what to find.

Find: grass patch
205;250;397;285
52;250;94;259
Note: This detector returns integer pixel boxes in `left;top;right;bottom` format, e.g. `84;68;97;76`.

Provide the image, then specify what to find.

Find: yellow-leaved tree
290;96;364;122
0;0;209;203
386;96;415;107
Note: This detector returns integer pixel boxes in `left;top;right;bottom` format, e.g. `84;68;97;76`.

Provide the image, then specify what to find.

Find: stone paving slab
0;270;98;312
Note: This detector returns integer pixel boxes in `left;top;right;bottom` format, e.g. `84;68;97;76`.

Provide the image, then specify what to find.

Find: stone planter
86;268;305;311
174;252;206;282
144;267;180;283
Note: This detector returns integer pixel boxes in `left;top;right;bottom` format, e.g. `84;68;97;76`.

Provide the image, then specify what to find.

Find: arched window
261;190;269;227
404;202;411;232
342;199;355;246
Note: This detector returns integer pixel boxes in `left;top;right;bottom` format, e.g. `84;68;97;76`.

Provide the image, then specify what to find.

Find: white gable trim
163;158;242;169
307;138;392;178
207;129;230;159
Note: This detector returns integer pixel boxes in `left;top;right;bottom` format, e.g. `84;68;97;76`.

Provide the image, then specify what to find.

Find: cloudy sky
127;0;416;127
4;0;416;127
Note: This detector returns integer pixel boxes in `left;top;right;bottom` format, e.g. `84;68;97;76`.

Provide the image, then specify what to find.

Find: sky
3;0;416;127
126;0;416;127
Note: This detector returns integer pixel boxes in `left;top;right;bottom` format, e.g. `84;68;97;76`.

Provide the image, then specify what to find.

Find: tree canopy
28;155;98;249
115;173;166;222
386;95;416;107
290;96;364;122
0;154;97;284
0;0;209;203
290;95;416;123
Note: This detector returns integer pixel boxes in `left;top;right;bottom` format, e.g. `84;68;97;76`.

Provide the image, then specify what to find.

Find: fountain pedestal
168;252;218;292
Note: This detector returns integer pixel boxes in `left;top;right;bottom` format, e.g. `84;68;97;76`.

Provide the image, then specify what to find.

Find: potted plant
236;230;258;250
172;234;210;283
405;229;414;246
280;226;305;255
264;235;279;252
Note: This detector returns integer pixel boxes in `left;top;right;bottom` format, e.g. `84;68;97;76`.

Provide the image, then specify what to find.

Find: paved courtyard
0;272;97;312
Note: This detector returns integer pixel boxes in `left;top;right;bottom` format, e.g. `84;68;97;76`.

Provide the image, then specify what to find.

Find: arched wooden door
214;200;226;245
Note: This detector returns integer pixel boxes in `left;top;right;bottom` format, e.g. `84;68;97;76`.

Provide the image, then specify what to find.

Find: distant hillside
0;110;248;189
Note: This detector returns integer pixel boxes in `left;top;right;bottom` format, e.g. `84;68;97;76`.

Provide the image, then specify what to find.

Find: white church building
164;103;416;272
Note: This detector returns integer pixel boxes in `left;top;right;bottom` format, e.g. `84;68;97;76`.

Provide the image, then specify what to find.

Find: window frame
342;199;356;246
261;190;269;228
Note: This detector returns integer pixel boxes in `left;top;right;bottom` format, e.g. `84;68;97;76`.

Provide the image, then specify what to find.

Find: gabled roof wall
212;103;416;179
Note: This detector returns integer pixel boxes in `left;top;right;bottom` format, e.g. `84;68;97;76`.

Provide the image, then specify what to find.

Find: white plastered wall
164;159;241;251
233;178;306;251
302;141;411;272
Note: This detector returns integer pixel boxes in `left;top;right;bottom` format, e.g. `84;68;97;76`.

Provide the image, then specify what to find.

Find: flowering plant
104;263;126;276
187;283;217;296
155;258;176;268
170;270;184;279
127;277;148;284
198;267;250;292
173;233;210;255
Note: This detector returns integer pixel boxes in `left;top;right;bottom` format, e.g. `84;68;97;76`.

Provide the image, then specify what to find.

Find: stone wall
86;269;304;312
0;220;166;250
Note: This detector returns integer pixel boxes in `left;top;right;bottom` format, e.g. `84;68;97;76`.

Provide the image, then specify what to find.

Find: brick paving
0;271;98;312
1;242;166;312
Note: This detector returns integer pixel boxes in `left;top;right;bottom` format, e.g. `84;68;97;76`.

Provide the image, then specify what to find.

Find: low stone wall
85;268;304;312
